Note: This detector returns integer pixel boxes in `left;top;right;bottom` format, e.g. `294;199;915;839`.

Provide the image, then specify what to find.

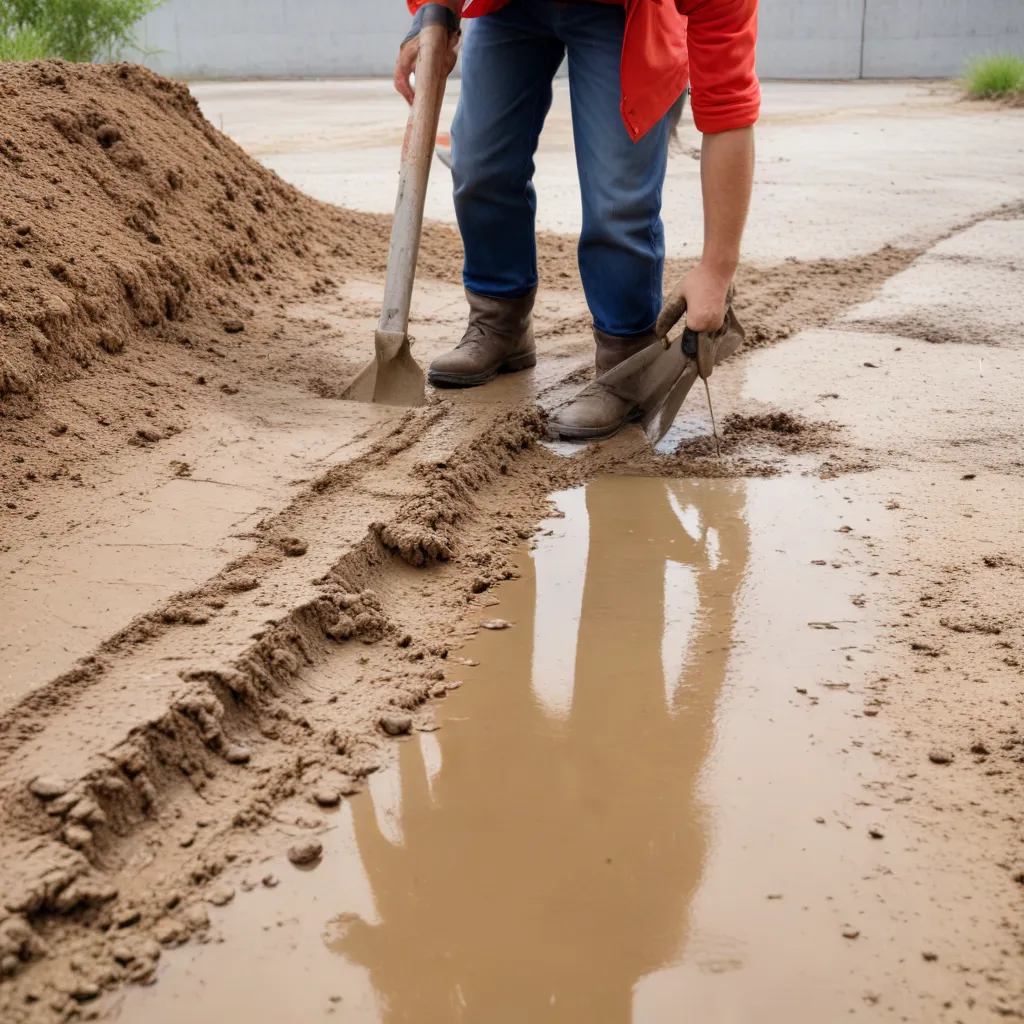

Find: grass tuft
964;53;1024;98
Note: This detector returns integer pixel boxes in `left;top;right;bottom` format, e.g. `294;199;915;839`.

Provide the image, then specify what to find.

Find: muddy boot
547;328;656;442
428;288;537;388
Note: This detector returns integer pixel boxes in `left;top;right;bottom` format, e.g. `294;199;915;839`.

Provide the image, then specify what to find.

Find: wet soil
108;476;1017;1023
0;62;1021;1022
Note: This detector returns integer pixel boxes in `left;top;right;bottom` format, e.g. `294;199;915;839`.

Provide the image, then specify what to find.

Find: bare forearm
700;126;755;278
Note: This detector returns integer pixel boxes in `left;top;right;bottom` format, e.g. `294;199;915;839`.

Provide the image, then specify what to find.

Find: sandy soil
0;63;1021;1021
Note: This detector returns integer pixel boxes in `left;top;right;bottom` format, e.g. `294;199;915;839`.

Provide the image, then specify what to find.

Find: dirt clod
224;744;252;765
380;714;412;737
928;749;954;765
153;918;188;946
28;776;70;800
287;841;323;867
278;536;309;557
208;887;235;907
312;788;341;808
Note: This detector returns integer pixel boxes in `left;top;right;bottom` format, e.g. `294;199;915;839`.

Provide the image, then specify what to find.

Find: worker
396;0;759;441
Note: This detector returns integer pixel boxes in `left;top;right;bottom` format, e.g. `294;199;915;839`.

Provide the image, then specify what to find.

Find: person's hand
656;261;734;338
394;29;461;106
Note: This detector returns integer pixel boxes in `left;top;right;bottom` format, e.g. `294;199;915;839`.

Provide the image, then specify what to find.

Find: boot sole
428;352;537;389
547;407;642;443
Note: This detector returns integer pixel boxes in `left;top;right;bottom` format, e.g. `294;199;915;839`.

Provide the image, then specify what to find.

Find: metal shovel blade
594;336;699;446
341;339;426;408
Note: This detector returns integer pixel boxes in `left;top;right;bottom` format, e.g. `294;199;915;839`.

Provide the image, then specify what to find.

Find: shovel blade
596;337;699;446
341;340;426;408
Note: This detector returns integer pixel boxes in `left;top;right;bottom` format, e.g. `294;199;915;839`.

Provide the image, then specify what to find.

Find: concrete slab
193;79;1024;264
842;218;1024;346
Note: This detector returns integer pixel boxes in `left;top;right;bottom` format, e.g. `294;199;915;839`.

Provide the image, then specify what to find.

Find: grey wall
136;0;1024;82
757;0;865;79
137;0;410;79
863;0;1024;78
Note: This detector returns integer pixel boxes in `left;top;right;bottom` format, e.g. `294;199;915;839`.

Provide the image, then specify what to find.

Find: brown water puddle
109;476;964;1023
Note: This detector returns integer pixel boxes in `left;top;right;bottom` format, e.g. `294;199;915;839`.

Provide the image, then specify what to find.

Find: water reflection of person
328;477;750;1023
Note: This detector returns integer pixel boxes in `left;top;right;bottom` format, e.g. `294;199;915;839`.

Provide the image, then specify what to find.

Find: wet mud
0;62;1021;1023
108;477;1013;1023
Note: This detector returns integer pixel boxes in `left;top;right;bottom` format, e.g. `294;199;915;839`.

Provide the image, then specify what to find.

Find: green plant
964;53;1024;98
0;23;46;59
0;0;163;63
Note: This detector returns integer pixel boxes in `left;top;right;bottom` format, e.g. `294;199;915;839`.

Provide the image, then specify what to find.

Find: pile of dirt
0;60;415;422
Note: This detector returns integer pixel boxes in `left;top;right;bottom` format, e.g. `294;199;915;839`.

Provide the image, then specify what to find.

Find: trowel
590;299;745;447
341;6;454;407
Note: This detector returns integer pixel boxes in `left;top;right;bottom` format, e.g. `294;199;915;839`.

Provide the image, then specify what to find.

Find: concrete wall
757;0;865;79
136;0;1024;82
137;0;410;79
863;0;1024;78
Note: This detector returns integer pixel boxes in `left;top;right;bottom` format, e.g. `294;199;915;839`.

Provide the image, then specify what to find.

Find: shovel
341;6;453;406
593;299;745;446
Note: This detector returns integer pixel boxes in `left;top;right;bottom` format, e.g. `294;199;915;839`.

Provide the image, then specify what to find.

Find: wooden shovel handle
377;12;451;343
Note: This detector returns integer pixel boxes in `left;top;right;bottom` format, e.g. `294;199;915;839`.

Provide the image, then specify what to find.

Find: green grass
0;0;163;63
0;24;47;59
964;53;1024;98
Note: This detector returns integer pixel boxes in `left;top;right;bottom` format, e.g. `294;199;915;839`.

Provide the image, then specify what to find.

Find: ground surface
0;71;1021;1021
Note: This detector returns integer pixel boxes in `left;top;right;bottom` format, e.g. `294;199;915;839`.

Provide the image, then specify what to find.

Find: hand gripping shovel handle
375;7;452;362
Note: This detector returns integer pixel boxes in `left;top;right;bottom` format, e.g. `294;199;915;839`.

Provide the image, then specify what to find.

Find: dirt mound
0;60;395;419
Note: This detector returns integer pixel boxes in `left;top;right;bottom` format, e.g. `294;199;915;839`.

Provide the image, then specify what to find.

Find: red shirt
408;0;760;141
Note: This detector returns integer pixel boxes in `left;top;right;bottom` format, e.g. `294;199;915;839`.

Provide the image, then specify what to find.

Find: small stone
136;428;163;444
262;874;279;889
863;708;879;717
153;918;188;946
223;319;245;334
278;536;308;557
480;619;511;630
795;687;808;695
313;788;341;808
0;954;20;979
380;714;412;737
815;817;826;824
28;776;70;800
970;741;990;756
111;944;135;965
288;841;323;867
224;744;251;765
928;749;953;765
842;929;860;940
868;827;884;840
208;887;235;907
922;951;938;962
766;893;783;900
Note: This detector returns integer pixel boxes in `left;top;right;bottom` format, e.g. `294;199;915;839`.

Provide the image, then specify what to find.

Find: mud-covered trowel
595;296;745;446
341;6;454;407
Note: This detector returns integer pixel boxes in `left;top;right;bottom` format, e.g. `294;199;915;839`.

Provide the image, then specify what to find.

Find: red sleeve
683;0;761;134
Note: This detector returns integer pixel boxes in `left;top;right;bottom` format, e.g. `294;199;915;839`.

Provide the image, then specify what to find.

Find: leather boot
547;327;657;441
428;288;537;388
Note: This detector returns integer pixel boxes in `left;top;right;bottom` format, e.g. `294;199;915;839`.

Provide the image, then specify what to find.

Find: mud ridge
0;404;549;1002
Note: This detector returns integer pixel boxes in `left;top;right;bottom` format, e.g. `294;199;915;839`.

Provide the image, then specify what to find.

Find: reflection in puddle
332;477;750;1022
118;476;944;1023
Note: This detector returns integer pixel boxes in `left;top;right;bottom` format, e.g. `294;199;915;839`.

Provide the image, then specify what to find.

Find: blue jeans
451;0;670;338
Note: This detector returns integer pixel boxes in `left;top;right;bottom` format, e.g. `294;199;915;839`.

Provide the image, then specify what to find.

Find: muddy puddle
106;475;962;1023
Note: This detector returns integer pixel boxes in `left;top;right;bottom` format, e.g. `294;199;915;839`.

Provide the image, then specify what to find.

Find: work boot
547;328;657;442
428;288;537;388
